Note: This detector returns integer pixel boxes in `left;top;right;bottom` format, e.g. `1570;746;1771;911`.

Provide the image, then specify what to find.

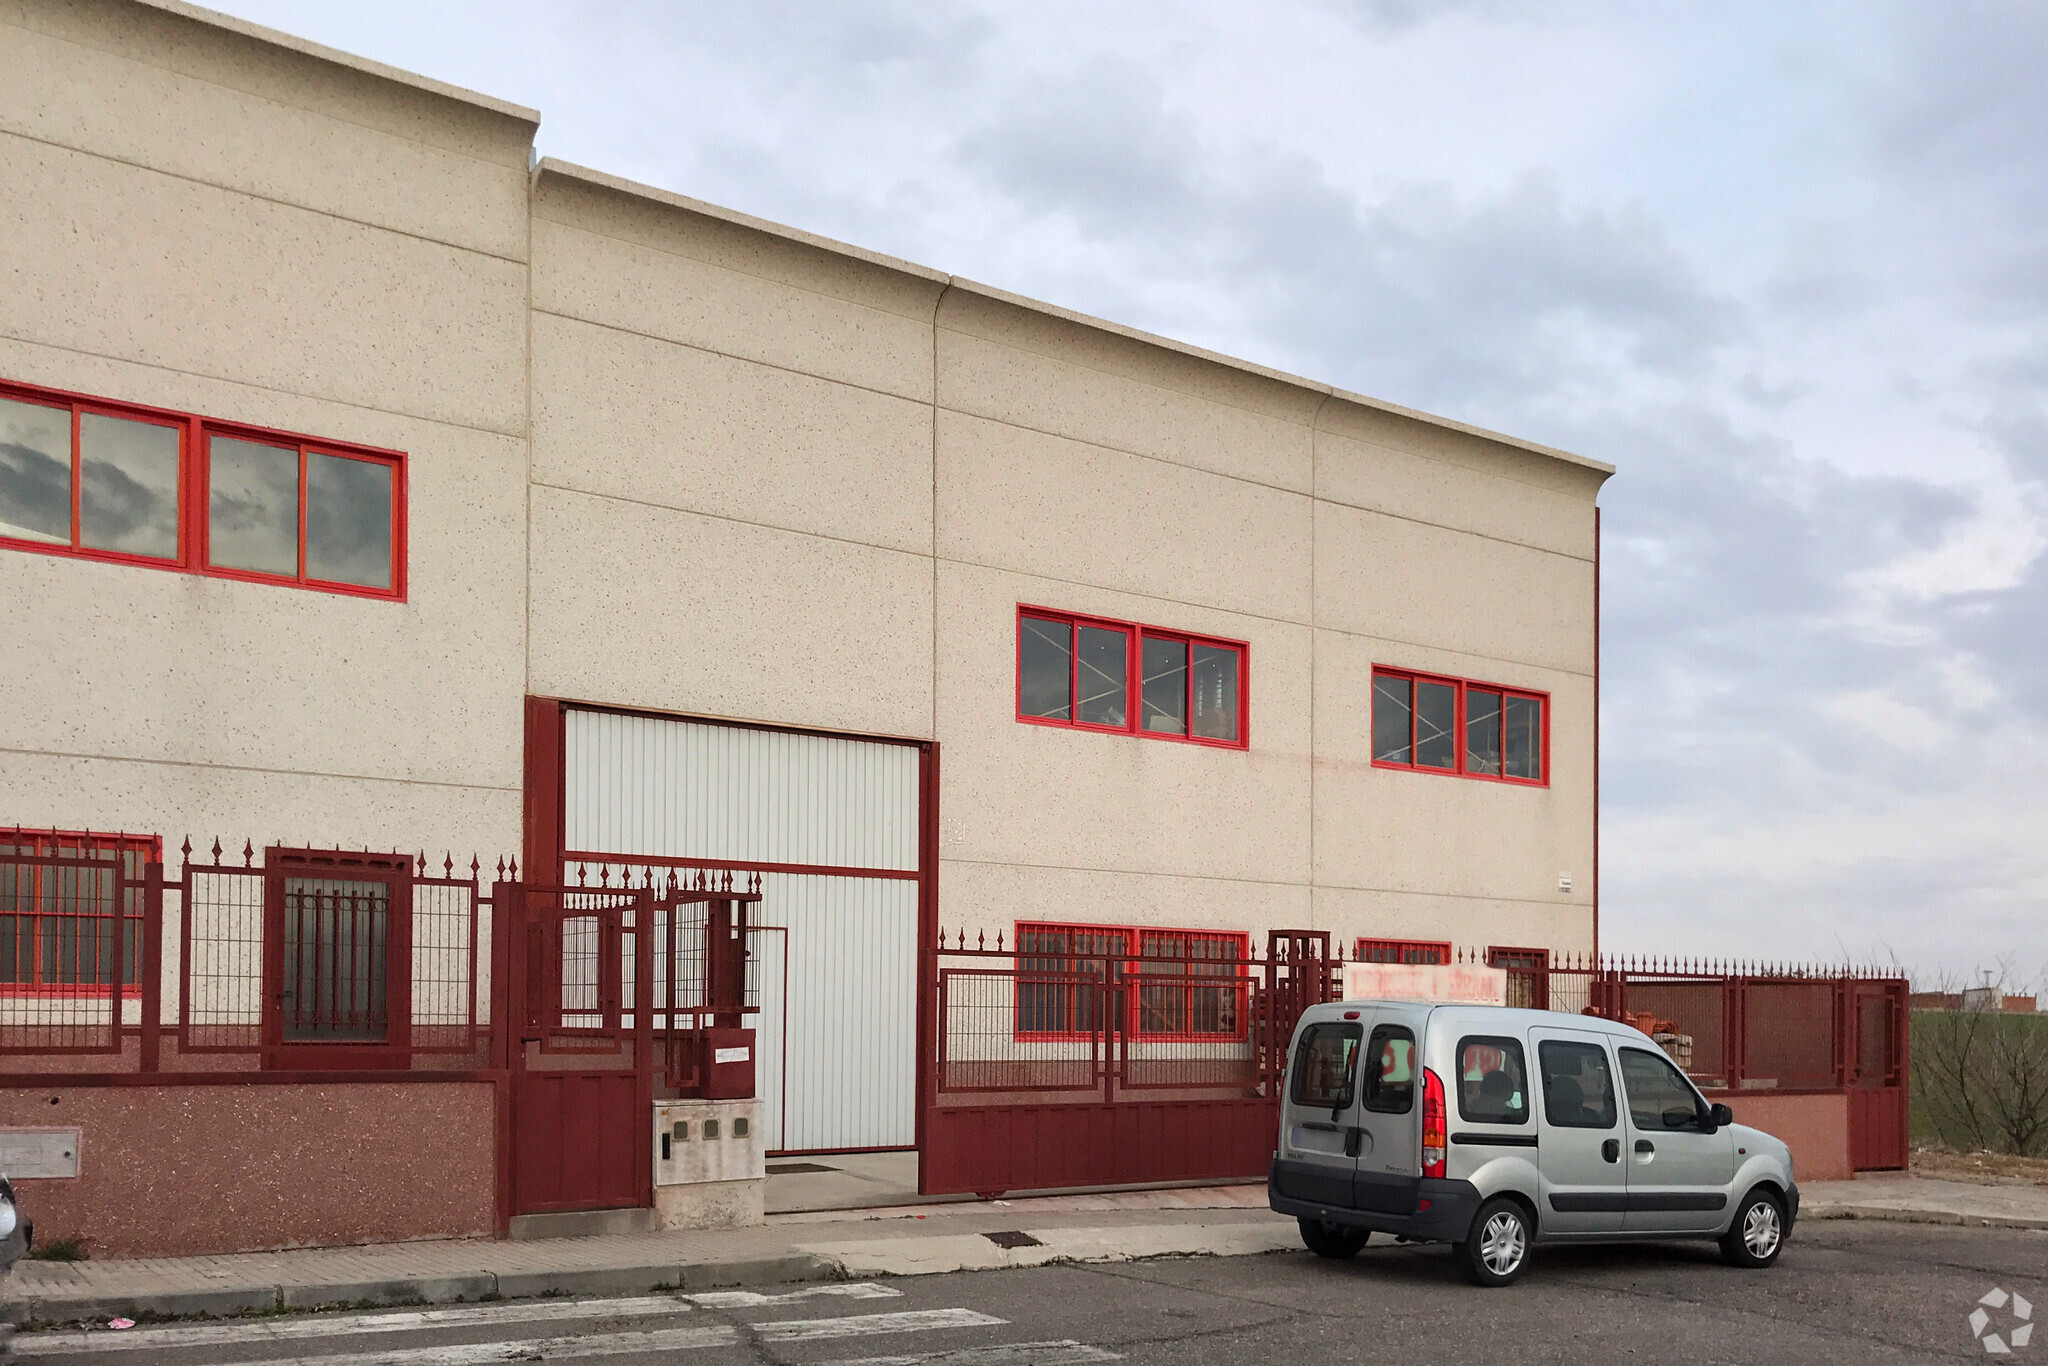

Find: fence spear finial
242;839;254;867
445;852;455;878
508;855;518;880
471;855;481;879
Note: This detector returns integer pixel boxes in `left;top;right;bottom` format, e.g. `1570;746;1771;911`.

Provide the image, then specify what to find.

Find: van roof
1310;1000;1650;1039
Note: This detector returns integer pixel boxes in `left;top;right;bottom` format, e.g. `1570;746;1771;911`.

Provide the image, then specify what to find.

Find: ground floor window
0;830;157;995
1015;922;1249;1040
1354;937;1452;965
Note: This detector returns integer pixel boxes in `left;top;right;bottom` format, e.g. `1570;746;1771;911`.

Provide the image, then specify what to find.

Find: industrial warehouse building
0;0;1616;1247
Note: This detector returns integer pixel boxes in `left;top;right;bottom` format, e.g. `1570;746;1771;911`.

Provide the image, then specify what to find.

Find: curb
1803;1204;2048;1232
3;1252;845;1327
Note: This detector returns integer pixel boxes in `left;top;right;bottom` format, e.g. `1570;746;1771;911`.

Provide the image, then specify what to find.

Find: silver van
1268;1000;1798;1286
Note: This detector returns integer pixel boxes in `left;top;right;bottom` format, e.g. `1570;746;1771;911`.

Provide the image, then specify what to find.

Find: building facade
0;0;1609;1217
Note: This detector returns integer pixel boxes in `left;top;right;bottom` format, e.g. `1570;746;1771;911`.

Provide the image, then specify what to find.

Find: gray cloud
209;0;2048;974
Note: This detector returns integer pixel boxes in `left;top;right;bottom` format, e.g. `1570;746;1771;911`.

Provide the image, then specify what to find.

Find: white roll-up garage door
563;709;922;1152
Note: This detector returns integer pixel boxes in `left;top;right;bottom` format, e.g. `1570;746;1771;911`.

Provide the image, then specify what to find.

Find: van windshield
1290;1022;1363;1109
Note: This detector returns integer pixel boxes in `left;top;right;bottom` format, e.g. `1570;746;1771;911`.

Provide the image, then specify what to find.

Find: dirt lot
1912;1145;2048;1185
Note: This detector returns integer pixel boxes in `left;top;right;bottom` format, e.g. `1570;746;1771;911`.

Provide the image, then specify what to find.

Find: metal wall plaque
0;1129;81;1179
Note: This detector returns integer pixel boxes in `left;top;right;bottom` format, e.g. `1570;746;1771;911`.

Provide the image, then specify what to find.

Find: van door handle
1635;1139;1655;1154
1601;1139;1620;1163
1343;1127;1363;1159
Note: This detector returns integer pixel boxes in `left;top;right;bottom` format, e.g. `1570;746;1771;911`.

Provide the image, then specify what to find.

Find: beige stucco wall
0;0;534;862
2;2;1610;971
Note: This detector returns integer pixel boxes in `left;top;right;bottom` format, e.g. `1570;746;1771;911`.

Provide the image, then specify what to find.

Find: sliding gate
920;930;1339;1196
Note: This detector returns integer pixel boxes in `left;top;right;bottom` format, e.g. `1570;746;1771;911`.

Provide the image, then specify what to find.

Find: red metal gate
919;928;1339;1197
502;883;654;1216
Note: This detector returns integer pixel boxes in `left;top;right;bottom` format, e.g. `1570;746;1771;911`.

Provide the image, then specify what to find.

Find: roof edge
541;170;1613;480
138;0;542;127
535;158;950;285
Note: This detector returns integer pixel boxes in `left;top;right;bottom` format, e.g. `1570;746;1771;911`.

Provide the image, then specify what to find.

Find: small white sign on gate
0;1128;80;1179
1342;962;1508;1006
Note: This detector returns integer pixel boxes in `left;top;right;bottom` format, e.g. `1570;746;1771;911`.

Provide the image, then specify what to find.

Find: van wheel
1719;1189;1786;1268
1455;1198;1533;1286
1298;1218;1369;1259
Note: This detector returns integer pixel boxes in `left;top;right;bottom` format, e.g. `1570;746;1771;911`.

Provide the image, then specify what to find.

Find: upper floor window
0;379;405;599
1372;667;1546;784
1017;607;1246;748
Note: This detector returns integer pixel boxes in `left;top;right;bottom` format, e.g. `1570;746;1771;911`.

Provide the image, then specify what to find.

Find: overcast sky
219;1;2048;980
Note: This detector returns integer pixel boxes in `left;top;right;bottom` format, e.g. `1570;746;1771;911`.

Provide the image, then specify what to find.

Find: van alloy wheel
1479;1210;1527;1276
1742;1200;1782;1259
1719;1188;1788;1268
1458;1197;1534;1286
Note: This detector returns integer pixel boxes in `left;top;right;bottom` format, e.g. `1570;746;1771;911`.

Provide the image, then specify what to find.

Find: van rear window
1457;1035;1529;1124
1290;1022;1363;1109
1361;1024;1415;1114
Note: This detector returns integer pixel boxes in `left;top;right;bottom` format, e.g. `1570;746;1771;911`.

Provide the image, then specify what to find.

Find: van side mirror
1707;1102;1734;1131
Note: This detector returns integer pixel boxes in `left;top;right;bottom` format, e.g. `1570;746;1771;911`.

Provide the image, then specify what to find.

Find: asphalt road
11;1220;2044;1364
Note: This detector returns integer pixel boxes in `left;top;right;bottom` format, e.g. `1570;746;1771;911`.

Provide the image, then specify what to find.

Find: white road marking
56;1304;1010;1365
756;1308;1007;1342
827;1342;1121;1365
686;1281;903;1307
12;1295;692;1356
243;1323;739;1366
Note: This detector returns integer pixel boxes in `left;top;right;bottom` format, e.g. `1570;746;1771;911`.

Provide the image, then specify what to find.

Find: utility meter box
701;1027;756;1100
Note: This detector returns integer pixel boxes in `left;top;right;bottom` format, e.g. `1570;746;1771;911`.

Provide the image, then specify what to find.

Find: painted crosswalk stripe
12;1295;694;1357
756;1309;1006;1342
826;1341;1121;1364
145;1306;1010;1366
687;1281;902;1308
248;1323;740;1366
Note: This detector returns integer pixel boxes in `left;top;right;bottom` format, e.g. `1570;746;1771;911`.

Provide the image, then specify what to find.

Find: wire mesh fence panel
938;969;1105;1096
1621;979;1727;1084
181;867;264;1052
412;877;483;1058
1743;979;1840;1088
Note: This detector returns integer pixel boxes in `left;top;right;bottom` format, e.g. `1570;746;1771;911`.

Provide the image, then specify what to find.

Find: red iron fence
921;935;1910;1195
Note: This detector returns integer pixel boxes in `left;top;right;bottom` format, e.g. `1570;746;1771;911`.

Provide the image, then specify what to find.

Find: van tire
1455;1197;1533;1286
1298;1218;1370;1259
1719;1188;1787;1268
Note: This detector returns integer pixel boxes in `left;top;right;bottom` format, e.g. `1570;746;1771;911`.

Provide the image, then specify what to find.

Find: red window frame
1013;922;1251;1042
0;376;407;600
1355;937;1453;966
0;829;160;998
1015;606;1249;749
1371;666;1548;786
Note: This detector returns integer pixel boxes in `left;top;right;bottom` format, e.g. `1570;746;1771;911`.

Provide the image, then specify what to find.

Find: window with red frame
1355;937;1452;966
0;378;404;598
1372;667;1546;784
1018;608;1246;747
1014;922;1248;1040
1488;946;1550;1010
0;830;159;996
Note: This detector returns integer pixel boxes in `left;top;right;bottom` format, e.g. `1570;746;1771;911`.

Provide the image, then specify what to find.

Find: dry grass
1911;1144;2048;1186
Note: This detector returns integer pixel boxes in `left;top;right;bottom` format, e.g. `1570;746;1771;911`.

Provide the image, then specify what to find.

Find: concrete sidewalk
5;1173;2044;1327
0;1186;1283;1326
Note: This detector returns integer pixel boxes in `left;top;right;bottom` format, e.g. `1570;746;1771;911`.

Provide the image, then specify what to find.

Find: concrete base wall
1709;1090;1853;1183
0;1080;498;1257
654;1178;764;1231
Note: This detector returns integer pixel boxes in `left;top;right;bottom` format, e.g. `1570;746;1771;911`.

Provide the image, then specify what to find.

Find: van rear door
1351;1014;1422;1213
1273;1014;1368;1210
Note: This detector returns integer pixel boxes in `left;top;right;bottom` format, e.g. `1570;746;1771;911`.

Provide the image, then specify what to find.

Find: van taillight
1422;1067;1447;1179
